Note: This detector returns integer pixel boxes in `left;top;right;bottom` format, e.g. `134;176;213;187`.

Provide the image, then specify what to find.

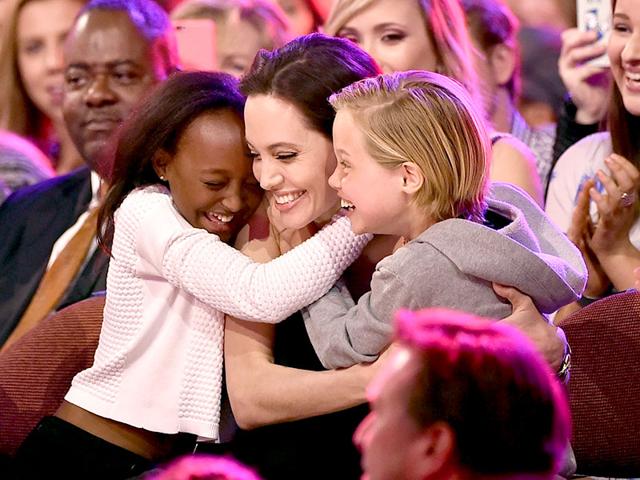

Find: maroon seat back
0;295;104;456
558;290;640;476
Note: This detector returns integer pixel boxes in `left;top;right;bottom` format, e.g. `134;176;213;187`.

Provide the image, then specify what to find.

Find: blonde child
302;70;586;368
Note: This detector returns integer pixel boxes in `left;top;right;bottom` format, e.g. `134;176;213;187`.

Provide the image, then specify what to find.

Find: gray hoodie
303;182;587;369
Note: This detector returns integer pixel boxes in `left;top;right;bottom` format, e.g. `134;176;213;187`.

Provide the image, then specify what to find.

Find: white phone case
576;0;612;68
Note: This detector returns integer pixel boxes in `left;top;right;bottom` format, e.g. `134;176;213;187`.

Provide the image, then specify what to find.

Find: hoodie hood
414;182;587;313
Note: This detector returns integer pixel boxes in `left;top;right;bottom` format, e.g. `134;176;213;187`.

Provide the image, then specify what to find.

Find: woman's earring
159;175;166;181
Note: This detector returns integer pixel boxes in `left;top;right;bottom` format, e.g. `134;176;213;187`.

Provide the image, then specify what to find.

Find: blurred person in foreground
356;307;571;480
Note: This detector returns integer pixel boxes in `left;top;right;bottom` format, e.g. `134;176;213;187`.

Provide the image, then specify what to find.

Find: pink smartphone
173;18;218;72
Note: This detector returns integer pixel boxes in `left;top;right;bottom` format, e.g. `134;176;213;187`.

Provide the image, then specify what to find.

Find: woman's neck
312;200;341;230
489;88;516;133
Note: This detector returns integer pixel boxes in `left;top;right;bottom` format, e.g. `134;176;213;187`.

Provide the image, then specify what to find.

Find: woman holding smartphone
546;0;640;317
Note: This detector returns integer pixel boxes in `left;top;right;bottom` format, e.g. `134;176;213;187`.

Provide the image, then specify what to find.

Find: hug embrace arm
131;187;371;323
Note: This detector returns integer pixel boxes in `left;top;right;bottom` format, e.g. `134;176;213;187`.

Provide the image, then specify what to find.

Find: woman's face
217;17;266;78
17;0;84;123
244;94;339;230
276;0;316;36
608;0;640;116
157;110;263;244
335;0;437;74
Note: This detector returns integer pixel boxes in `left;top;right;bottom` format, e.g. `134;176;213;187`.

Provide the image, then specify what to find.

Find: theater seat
0;294;105;457
557;290;640;476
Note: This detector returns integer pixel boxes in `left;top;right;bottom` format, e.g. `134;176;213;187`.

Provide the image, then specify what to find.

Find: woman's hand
492;283;566;370
588;155;640;256
558;28;610;125
582;154;640;291
567;178;611;297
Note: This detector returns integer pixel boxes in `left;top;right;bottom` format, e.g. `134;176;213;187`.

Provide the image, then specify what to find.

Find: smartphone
576;0;612;68
173;18;218;72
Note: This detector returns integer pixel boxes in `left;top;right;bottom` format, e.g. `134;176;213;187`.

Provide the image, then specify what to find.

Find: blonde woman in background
271;0;325;35
0;0;85;174
171;0;292;77
324;0;544;205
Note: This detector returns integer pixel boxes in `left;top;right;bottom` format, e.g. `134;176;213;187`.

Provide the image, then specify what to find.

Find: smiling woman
0;0;85;174
207;33;583;480
274;0;325;35
546;0;640;318
170;0;292;78
245;94;338;230
324;0;545;205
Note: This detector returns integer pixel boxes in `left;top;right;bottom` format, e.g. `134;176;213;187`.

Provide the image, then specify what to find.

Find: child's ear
152;149;171;181
401;162;424;195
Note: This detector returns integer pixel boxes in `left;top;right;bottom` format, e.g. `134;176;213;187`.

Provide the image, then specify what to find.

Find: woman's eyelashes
613;20;631;34
337;29;359;44
247;150;297;161
274;151;298;161
381;30;407;44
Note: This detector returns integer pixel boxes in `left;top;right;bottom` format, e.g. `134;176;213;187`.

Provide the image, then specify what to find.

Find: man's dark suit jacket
0;167;109;345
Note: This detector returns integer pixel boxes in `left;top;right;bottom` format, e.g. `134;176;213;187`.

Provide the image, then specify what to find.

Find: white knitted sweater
66;185;368;440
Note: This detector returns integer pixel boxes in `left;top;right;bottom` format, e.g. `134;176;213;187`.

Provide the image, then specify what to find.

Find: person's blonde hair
324;0;483;116
0;0;81;137
329;70;489;223
171;0;292;51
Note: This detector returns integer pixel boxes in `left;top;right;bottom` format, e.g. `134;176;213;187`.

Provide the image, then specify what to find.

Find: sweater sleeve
302;263;418;369
132;190;371;323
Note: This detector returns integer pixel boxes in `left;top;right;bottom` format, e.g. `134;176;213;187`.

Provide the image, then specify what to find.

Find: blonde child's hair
324;0;484;117
329;70;489;223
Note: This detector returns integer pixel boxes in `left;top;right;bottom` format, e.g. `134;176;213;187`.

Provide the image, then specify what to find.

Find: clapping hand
567;177;611;297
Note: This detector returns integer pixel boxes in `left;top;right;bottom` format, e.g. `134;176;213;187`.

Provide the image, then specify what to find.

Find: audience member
0;129;54;201
171;0;291;77
0;0;85;174
0;0;176;349
550;26;610;173
148;454;261;480
13;70;368;478
517;26;565;126
546;0;640;319
270;0;324;35
324;0;544;205
299;70;585;368
355;307;571;480
504;0;573;31
461;0;557;189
